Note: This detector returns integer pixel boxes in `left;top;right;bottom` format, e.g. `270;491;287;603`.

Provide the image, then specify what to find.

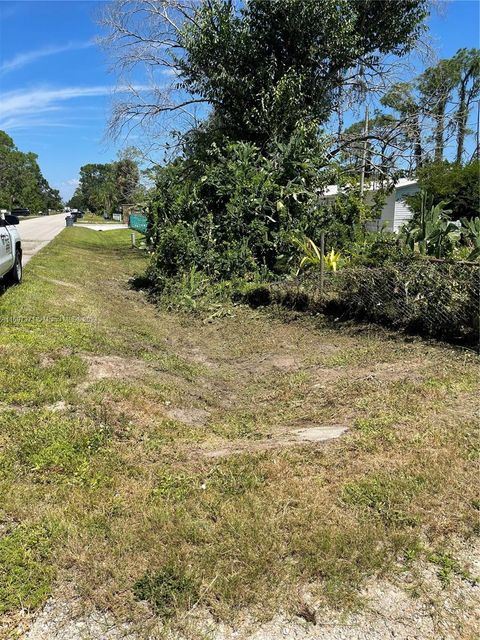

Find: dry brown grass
0;228;478;637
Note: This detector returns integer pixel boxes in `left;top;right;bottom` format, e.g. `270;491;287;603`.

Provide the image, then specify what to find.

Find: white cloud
0;116;73;130
56;178;80;202
0;41;94;75
0;85;150;130
0;86;111;119
162;68;181;77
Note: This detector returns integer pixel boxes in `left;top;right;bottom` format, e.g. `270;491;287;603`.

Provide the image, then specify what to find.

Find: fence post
131;232;136;248
320;231;325;297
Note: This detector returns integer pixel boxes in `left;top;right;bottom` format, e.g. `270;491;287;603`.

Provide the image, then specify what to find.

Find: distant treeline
67;153;143;215
0;130;62;214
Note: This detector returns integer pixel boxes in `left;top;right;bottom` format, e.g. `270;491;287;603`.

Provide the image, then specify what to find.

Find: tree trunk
456;79;469;164
413;115;423;169
434;102;446;162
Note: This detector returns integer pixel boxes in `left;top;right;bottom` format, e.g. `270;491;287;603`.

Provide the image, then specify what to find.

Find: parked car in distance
11;207;30;217
0;211;22;285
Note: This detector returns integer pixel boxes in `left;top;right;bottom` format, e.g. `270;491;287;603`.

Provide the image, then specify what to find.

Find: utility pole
359;104;369;197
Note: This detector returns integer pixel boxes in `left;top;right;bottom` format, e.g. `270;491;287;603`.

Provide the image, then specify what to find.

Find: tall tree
381;82;424;170
114;155;140;204
0;131;24;208
419;58;458;162
452;48;480;163
0;130;62;212
71;156;141;213
77;163;114;213
102;0;429;146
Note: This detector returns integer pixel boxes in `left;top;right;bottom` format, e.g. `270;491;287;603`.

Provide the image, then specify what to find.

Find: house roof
321;178;418;198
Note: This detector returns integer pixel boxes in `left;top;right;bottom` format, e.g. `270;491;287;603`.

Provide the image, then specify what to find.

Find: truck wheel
6;249;22;285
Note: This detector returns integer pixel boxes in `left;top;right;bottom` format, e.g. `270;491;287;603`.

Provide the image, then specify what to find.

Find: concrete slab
77;224;128;231
292;425;348;442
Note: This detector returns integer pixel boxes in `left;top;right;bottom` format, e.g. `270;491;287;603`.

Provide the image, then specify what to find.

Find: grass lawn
75;213;123;224
0;228;478;636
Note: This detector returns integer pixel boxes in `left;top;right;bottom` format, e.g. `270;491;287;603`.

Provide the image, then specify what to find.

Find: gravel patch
19;541;479;640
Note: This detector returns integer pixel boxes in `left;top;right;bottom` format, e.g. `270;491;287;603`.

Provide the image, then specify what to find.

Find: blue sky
0;0;479;201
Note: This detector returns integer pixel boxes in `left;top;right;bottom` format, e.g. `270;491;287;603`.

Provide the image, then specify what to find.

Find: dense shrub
317;190;382;251
145;134;392;291
147;130;337;285
149;222;202;278
346;232;407;267
409;160;480;221
337;260;479;343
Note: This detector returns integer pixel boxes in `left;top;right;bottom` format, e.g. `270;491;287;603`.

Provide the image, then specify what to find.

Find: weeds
133;566;198;618
0;523;57;614
427;550;478;587
342;472;426;527
0;228;477;627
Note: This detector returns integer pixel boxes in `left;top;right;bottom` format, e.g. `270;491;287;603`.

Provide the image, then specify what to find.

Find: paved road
18;214;66;266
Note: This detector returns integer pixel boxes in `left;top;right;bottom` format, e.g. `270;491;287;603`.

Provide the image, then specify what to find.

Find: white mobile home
320;179;419;233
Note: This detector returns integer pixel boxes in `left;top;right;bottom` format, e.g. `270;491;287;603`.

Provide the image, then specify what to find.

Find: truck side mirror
5;215;19;225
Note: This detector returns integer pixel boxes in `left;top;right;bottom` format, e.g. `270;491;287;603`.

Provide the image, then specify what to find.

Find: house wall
365;191;396;232
393;184;419;232
319;182;418;234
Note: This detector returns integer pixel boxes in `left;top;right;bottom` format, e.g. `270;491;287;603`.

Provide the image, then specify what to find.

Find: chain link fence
262;259;479;345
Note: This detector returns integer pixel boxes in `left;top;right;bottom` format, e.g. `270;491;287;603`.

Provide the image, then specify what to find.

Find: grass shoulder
0;227;478;633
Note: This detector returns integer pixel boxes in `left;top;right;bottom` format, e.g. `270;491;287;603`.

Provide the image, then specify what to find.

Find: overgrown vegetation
399;191;480;260
410;160;480;220
100;1;479;346
147;133;333;286
100;0;431;287
337;260;479;343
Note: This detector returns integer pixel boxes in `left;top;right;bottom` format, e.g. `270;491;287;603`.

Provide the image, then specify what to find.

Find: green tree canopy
70;156;141;213
413;160;480;220
103;0;429;148
182;0;428;145
0;130;62;213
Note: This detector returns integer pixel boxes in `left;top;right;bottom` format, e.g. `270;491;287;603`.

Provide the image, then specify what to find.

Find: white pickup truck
0;211;22;285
